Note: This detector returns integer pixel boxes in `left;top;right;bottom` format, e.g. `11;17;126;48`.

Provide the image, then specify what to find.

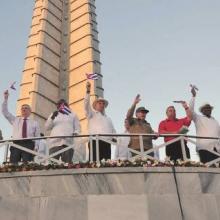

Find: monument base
0;167;219;220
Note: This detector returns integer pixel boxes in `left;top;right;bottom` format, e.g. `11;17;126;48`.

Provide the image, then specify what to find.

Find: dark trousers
166;141;190;161
199;149;219;164
89;140;111;161
49;145;74;163
10;140;35;163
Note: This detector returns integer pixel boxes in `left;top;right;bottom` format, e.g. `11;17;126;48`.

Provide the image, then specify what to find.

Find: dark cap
57;99;68;107
136;106;149;113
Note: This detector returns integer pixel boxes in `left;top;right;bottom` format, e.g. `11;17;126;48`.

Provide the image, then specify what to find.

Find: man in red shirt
158;102;192;161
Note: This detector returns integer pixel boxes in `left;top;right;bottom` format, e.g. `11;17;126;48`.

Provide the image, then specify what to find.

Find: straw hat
92;97;108;109
199;103;213;112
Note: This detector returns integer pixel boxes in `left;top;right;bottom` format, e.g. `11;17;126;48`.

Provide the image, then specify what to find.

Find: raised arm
189;86;196;112
2;90;16;124
45;113;55;131
126;94;140;120
181;101;192;121
84;81;94;118
188;86;198;122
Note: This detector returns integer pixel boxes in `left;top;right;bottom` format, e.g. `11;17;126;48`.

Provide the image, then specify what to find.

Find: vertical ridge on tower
17;0;103;132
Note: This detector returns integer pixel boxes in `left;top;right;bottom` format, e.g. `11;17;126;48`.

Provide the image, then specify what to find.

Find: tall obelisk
17;0;103;133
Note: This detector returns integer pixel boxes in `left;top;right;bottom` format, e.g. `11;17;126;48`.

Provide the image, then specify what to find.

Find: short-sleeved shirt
158;117;191;142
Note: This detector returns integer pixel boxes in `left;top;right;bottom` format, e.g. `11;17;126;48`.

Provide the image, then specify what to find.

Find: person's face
95;101;105;112
166;106;176;119
21;104;31;118
201;107;212;117
136;111;147;120
57;100;68;109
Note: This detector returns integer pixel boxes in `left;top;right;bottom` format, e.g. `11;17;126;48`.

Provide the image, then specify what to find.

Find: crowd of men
1;85;220;164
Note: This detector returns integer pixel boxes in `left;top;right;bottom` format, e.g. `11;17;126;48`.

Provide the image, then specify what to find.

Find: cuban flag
86;73;98;80
59;103;71;115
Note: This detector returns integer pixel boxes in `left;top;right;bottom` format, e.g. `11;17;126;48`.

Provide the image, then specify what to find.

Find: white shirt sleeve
84;93;94;119
2;100;16;125
189;97;195;112
189;97;198;121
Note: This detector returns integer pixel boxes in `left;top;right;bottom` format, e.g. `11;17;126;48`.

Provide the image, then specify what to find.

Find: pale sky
0;0;220;162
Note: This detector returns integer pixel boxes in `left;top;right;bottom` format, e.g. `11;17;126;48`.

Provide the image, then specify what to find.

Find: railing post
44;144;49;164
180;136;187;161
4;143;9;162
139;135;144;156
89;135;93;162
96;135;100;162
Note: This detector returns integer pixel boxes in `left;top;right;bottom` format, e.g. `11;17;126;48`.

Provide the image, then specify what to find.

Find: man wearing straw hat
189;87;220;163
85;82;116;161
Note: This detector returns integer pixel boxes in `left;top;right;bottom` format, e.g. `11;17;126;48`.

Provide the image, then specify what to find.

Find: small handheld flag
59;103;71;115
173;100;185;104
86;73;98;80
10;81;16;90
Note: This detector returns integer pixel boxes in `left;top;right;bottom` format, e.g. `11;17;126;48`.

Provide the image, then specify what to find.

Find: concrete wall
0;167;220;220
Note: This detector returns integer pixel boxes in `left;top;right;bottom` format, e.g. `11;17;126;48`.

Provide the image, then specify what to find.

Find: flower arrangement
0;157;213;173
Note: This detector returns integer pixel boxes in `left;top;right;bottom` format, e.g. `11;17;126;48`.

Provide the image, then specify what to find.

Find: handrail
0;133;219;143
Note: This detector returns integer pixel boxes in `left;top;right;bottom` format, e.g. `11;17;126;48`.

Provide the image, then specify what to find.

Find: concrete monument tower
17;0;103;132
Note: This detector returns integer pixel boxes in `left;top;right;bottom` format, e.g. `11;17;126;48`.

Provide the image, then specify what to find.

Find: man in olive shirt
126;94;157;156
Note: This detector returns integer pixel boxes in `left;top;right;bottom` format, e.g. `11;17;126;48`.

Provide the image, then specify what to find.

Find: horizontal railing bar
0;133;220;144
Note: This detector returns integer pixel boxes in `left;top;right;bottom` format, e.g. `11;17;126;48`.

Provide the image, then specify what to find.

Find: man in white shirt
2;90;40;163
45;99;81;163
85;82;116;161
189;88;220;163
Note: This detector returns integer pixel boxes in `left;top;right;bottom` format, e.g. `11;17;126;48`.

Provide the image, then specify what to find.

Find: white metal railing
0;134;220;166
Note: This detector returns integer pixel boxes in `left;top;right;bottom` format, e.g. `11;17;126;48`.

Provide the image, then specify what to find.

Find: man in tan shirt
126;94;157;156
